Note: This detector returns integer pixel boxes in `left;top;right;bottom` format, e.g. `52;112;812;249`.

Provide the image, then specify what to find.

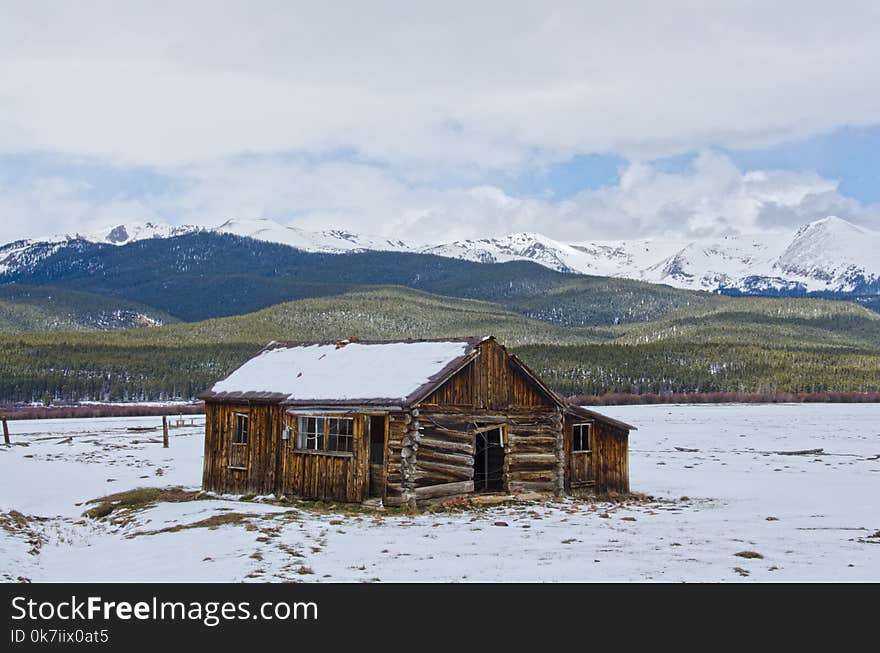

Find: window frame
292;415;355;457
296;416;325;452
232;412;249;446
326;417;354;454
572;422;592;453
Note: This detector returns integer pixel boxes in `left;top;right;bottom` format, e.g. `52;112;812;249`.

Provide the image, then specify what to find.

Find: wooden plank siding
202;402;284;496
203;403;374;503
419;339;551;410
593;421;629;493
563;414;630;495
277;413;370;503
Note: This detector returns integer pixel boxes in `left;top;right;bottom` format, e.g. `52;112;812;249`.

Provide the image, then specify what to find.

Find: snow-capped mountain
420;217;880;294
82;217;414;253
0;218;412;275
211;218;414;253
1;216;878;295
95;221;199;244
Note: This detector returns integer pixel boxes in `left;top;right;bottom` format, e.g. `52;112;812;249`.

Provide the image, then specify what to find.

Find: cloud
2;151;877;245
552;152;866;239
2;3;880;243
1;2;880;170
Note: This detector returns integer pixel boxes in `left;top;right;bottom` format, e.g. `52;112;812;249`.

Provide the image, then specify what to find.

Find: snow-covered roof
202;338;484;406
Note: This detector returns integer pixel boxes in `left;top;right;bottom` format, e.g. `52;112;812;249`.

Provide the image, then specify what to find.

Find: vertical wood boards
202;402;282;496
277;412;368;503
563;414;630;495
420;339;552;410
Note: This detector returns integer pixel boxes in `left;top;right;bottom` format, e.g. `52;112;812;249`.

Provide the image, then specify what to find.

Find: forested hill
1;286;878;403
0;284;177;332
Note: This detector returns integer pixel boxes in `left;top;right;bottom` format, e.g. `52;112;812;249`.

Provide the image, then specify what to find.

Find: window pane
327;418;353;452
296;416;325;450
294;416;355;452
233;414;248;445
573;424;590;451
297;417;307;448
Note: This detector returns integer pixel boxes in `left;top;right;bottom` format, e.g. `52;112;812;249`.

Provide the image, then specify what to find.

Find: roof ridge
265;336;490;349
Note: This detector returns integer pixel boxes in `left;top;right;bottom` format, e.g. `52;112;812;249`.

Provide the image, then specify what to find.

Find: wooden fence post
162;416;169;448
2;416;9;445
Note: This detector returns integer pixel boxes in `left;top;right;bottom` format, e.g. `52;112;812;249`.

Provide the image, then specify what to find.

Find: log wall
412;407;565;505
410;338;566;505
506;408;564;495
382;412;412;507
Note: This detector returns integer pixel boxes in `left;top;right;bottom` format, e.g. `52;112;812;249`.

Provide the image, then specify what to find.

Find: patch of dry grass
1;510;44;555
83;487;203;520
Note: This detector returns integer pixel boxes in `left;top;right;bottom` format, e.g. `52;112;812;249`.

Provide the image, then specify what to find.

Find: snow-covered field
1;404;878;582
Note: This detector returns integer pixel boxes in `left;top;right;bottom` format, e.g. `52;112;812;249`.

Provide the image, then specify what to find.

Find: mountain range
3;215;877;298
0;216;878;401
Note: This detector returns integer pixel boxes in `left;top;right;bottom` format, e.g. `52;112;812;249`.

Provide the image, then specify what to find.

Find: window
297;417;325;450
572;423;591;452
233;413;249;445
294;416;355;454
327;418;354;453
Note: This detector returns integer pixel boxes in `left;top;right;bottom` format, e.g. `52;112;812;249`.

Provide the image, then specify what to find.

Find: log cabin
198;336;635;507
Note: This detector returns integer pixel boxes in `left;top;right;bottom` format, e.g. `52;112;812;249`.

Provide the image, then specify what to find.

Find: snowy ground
1;404;878;582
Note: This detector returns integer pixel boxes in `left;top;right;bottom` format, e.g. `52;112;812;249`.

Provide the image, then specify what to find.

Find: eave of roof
565;404;637;432
196;390;290;403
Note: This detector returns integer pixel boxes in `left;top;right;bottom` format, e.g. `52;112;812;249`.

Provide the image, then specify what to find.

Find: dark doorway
368;415;386;498
473;426;505;492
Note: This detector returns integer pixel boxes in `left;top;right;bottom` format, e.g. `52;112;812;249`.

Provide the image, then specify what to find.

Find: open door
368;415;387;498
473;424;506;492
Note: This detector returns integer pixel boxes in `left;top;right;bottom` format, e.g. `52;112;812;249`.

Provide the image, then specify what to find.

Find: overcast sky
2;1;880;244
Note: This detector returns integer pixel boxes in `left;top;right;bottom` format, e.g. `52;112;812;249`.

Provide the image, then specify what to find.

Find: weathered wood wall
202;401;284;496
203;403;373;502
593;421;629;493
562;415;630;495
277;413;369;503
507;408;564;495
420;338;551;409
